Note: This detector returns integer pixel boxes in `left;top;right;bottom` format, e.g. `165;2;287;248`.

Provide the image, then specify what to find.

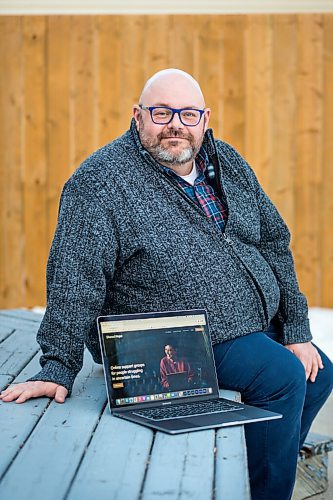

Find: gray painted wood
215;426;251;500
0;353;50;479
0;311;250;500
216;388;250;497
0;324;14;343
219;388;241;402
0;315;41;332
0;374;13;391
142;430;215;499
10;350;42;383
0;329;40;377
0;352;107;500
0;309;44;322
67;407;153;500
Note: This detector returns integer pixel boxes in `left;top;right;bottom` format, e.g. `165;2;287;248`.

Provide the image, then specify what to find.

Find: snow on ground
309;308;333;359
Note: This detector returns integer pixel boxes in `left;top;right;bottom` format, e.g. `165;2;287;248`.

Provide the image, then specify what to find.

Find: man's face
165;345;176;359
133;74;211;168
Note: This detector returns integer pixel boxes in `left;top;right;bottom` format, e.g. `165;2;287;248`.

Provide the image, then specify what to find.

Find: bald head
133;68;211;175
139;68;206;108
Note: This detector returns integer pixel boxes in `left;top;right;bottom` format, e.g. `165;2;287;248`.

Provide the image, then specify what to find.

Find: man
1;68;332;500
160;344;194;389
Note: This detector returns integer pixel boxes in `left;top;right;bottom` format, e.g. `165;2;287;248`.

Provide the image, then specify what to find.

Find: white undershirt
179;161;198;186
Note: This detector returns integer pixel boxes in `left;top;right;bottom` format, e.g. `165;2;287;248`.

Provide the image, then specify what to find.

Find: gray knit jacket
29;119;312;394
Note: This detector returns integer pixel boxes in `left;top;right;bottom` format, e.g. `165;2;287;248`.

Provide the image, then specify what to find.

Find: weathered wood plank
215;426;251;500
271;14;297;235
70;16;97;168
219;389;241;402
293;433;333;499
215;390;250;499
0;375;13;391
321;14;333;308
0;353;49;479
0;324;39;348
46;15;71;248
0;324;14;343
244;14;273;193
294;14;323;305
222;15;246;155
22;16;48;307
8;350;42;384
0;317;40;334
119;15;146;130
0;16;25;308
94;15;122;145
143;15;170;80
0;329;40;377
168;15;195;76
0;352;106;500
67;407;153;500
196;16;223;136
142;430;215;499
0;309;43;322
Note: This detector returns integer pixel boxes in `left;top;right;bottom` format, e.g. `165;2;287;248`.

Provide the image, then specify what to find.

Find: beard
138;116;204;166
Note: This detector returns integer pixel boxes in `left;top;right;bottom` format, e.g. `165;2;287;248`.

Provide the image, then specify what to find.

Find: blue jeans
213;327;333;500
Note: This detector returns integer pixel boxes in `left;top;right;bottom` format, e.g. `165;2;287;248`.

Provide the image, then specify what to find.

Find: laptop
97;309;282;434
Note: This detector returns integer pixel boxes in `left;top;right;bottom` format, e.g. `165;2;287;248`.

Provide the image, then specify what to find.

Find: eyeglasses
139;105;205;127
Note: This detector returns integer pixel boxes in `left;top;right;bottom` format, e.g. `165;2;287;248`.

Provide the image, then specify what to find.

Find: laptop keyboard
132;399;244;421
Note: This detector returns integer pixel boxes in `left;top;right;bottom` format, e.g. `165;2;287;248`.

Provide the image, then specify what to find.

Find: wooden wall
0;14;332;308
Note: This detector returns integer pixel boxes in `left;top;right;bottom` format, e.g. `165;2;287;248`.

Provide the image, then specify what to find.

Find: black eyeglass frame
139;105;206;127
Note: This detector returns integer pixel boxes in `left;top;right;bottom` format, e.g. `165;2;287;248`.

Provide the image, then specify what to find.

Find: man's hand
284;342;324;382
0;381;68;404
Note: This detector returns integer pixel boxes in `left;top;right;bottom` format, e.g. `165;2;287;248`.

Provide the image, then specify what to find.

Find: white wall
1;0;333;15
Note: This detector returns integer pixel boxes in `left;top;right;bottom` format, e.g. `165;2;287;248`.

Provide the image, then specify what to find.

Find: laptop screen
97;309;219;408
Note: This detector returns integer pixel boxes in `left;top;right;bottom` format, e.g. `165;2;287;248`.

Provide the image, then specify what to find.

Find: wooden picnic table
0;309;251;500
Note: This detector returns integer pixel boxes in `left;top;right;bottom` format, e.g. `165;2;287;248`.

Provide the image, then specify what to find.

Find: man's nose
167;111;184;129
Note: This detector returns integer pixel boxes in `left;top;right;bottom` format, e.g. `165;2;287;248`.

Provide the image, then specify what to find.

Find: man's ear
133;105;141;131
203;108;211;132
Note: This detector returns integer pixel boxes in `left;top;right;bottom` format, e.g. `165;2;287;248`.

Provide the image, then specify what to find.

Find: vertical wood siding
0;14;332;308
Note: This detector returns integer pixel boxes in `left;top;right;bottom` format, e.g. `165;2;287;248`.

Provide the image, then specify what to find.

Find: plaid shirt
163;147;228;231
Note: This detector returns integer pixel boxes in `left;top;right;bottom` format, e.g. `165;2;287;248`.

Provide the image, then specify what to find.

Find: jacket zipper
222;233;269;327
205;131;269;327
141;142;269;327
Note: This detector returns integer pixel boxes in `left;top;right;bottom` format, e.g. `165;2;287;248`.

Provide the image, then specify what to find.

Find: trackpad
182;411;245;426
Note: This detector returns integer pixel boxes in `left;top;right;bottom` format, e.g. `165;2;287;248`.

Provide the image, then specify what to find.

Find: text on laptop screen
99;312;217;407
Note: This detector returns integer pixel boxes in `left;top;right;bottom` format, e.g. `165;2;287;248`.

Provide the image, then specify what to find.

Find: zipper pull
223;233;233;244
207;163;215;180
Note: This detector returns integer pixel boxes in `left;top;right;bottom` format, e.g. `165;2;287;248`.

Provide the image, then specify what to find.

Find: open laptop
97;309;282;434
